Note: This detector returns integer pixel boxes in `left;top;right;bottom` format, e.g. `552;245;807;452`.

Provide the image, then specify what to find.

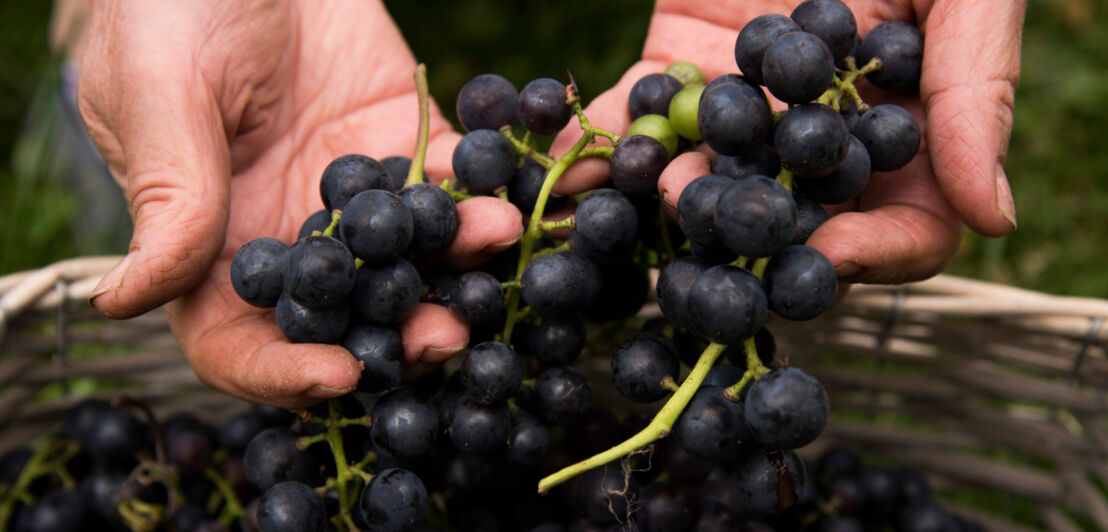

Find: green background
1;0;1105;299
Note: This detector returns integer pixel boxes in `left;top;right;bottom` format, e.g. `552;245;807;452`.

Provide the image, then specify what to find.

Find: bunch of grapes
0;1;958;531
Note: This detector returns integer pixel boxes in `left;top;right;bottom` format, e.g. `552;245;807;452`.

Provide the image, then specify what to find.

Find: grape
850;104;920;172
458;341;523;405
339;189;414;264
452;129;517;195
447;397;511;454
626;113;679;157
163;414;216;476
230;237;288;308
734;14;801;85
320;154;394;211
356;468;428;532
85;407;148;468
276;292;350;343
774;103;850;178
610;333;679;403
858;467;898;523
243;428;317;491
573;464;637;525
815;447;862;486
570;189;638;265
370;387;439;458
351;258;421;325
258;481;327;532
667;84;704;141
504;412;550;472
342;323;403;393
665;61;706;86
448;271;505;328
733;448;807;515
655;256;711;328
637;483;693;532
672;385;751;461
794;134;871;204
697;78;772;155
686;265;767;344
14;490;86;532
744;367;829;449
519;77;572;135
628;73;684;120
382;155;426;189
792;196;829;245
79;468;126;523
790;0;858;64
508;158;563;214
399;182;458;255
579;259;648;323
762;31;835;104
822;475;865;515
534;366;590;425
702;363;745;389
521;253;589;315
701;73;744;96
676;174;733;250
723;326;777;369
218;412;269;454
516;312;586;366
456;73;518;132
714;175;798;259
608;135;669;197
298;209;333;240
711;145;780;181
855;21;923;92
763;245;838;321
282;235;355;309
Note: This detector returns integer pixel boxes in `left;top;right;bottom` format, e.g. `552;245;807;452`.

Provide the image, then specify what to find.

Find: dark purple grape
896;504;957;532
352;258;421;325
340;189;414;264
733;448;807;515
297;209;333;240
689;238;738;265
64;398;111;446
686;265;767;344
456;73;519;132
858;467;898;523
676;174;733;250
275;292;349;343
164;414;216;477
86;407;148;468
343;323;403;393
573;464;638;525
792;196;829;245
628;73;684;120
14;490;86;532
452;129;517;195
744;368;829;449
243;428;316;491
371;387;439;458
356;468;428;532
609;135;670;197
505;411;551;471
894;468;932;507
701;73;745;97
535;366;591;425
638;483;693;532
320;154;394;210
697;79;772;156
579;259;648;323
508;158;564;213
282;235;355;309
710;145;781;181
855;21;923;92
764;245;838;321
715;175;797;259
521;253;589;315
570;189;639;265
458;341;523;405
519;77;572;135
79;467;127;523
656;256;712;328
723;327;777;369
822;475;865;516
734;14;801;85
774;103;850;178
252;403;297;428
672;385;751;461
258;481;326;532
448;271;504;328
815;447;862;487
850;104;921;172
762;31;835;104
399;182;458;255
218;412;268;454
795;135;870;204
382;155;427;189
610;334;679;403
701;364;745;388
230;237;288;308
790;0;858;63
447;397;510;454
516;312;586;366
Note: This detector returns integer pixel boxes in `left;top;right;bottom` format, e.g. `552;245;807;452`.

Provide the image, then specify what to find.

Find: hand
77;0;523;409
552;0;1025;284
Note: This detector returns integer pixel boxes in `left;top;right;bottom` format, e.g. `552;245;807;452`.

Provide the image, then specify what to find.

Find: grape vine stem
406;63;431;188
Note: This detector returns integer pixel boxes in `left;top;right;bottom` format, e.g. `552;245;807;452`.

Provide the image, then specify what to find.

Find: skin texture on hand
77;0;523;409
552;0;1025;284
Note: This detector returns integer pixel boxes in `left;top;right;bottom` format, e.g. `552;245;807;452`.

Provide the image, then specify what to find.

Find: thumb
79;37;230;319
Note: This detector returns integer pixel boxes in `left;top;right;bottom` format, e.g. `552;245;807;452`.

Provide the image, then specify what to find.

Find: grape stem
204;466;244;525
723;336;771;402
502;126;556;168
776;167;794;194
537;342;727;494
0;437;80;526
322;210;342;238
539;215;575;232
406;63;431;188
815;57;882;112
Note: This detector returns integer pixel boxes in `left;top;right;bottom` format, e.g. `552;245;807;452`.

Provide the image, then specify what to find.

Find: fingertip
440;196;523;270
657;151;712;218
399;303;469;365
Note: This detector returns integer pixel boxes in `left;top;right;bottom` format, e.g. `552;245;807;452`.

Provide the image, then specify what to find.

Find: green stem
323;399;357;525
750;257;770;280
205;467;244;525
502;127;556;168
579;146;614;159
533;241;572;258
0;438;78;527
539;216;575;232
322;210;342;238
501;280;521;290
537;342;727;494
407;64;431;188
660;375;680;393
776;167;794;195
439;179;474;202
723;337;771;401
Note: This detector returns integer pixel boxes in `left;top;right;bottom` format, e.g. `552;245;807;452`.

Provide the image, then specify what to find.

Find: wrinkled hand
552;0;1025;284
77;0;523;409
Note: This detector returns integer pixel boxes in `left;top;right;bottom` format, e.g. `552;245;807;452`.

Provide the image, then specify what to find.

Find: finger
438;196;524;270
920;0;1025;237
657;150;713;218
549;61;665;196
399;303;469;365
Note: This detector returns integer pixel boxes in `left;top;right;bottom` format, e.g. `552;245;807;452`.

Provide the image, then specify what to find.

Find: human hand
551;0;1025;284
77;0;523;409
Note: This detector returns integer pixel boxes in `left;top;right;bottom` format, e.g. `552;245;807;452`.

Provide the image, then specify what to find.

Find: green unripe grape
665;61;706;86
668;84;704;141
627;114;679;157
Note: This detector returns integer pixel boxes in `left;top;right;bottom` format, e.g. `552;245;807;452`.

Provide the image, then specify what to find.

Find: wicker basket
2;257;1107;531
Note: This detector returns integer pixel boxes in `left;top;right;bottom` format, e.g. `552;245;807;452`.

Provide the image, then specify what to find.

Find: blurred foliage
1;0;1107;302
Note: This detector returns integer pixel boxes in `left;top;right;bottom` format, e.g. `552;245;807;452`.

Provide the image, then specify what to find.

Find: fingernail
835;261;862;278
306;384;354;400
662;190;677;211
88;254;132;307
995;163;1017;230
420;342;468;364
